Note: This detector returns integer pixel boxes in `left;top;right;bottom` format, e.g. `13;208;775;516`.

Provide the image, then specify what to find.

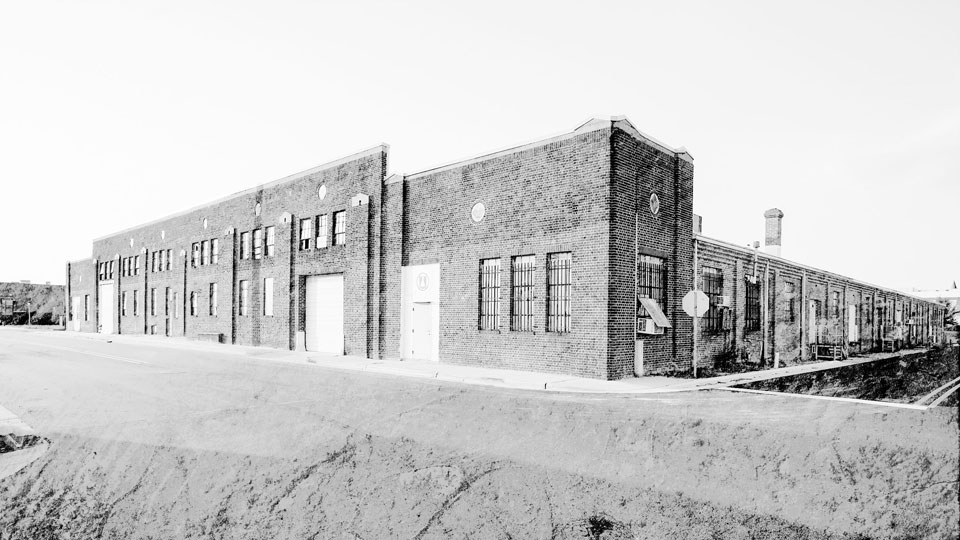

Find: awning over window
638;298;672;328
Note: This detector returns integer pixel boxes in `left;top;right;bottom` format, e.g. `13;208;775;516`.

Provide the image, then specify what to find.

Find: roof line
404;116;690;181
93;144;389;242
694;234;936;304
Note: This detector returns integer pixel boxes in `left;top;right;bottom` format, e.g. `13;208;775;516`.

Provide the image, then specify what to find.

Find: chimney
763;208;784;257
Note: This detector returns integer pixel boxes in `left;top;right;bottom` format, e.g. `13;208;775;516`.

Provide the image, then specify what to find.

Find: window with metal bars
510;255;535;332
702;266;723;332
547;253;572;333
478;258;501;330
333;211;346;245
745;280;761;331
637;255;666;320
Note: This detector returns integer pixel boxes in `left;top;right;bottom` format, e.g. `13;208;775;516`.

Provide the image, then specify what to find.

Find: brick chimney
764;208;784;257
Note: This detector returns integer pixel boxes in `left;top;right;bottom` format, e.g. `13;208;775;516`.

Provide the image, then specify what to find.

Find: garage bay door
304;274;344;354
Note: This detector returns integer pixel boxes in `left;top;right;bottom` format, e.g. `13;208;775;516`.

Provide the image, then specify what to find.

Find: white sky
2;0;957;292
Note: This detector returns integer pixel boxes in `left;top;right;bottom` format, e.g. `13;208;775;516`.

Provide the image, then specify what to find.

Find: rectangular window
166;249;172;271
333;211;346;245
240;232;251;259
299;218;312;250
637;255;667;320
173;292;179;319
316;215;328;248
253;229;263;260
202;240;210;265
133;290;139;317
84;295;89;321
239;280;249;316
152;252;159;273
165;287;171;316
547;252;572;333
265;226;275;257
209;283;217;317
121;291;127;317
263;277;274;316
108;261;114;279
510;255;536;332
702;266;724;332
150;288;157;316
211;238;219;264
192;243;200;267
745;280;761;331
189;291;197;317
159;250;166;272
832;290;841;318
478;258;501;330
135;255;140;275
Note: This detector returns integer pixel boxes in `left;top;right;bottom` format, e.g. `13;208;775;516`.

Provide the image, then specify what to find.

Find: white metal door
99;283;114;334
400;264;440;361
409;302;434;360
72;296;81;331
304;274;344;354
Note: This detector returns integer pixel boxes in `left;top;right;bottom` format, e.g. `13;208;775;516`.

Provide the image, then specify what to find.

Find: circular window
649;193;660;215
255;202;262;216
202;218;208;229
318;185;327;200
471;202;486;222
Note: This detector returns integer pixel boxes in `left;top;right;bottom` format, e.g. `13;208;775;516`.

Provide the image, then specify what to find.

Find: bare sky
2;0;957;292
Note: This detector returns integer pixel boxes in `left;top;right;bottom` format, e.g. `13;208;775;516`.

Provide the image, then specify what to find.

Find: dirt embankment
737;346;960;404
1;401;957;539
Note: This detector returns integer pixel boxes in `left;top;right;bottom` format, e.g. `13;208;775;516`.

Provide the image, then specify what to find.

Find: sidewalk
19;328;931;395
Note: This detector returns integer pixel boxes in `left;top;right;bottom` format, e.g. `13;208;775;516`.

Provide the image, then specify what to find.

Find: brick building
65;117;946;379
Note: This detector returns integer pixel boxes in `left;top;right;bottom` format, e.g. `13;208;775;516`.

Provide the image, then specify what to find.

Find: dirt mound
0;431;856;540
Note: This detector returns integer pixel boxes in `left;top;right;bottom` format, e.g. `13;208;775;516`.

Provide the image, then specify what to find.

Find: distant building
65;117;947;379
0;282;65;325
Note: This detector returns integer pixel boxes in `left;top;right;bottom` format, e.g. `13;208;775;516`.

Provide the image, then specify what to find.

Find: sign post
683;289;709;378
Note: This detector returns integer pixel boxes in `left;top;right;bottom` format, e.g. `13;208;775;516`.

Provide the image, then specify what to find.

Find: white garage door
99;283;114;335
305;274;344;354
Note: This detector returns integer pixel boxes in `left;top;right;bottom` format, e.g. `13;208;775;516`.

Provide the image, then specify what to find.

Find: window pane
265;227;275;257
637;255;667;323
547;253;572;333
253;229;263;259
333;211;346;245
316;215;328;248
299;218;312;250
478;258;500;330
510;255;535;332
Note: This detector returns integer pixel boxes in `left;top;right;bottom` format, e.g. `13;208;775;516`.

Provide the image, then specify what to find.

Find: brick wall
609;129;695;376
89;148;387;350
398;128;613;378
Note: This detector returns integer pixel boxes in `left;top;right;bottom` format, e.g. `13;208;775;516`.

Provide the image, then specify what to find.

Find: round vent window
471;202;486;222
318;185;327;200
255;202;262;216
649;193;660;215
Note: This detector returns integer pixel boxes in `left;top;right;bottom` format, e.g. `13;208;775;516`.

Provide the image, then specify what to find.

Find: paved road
0;328;957;539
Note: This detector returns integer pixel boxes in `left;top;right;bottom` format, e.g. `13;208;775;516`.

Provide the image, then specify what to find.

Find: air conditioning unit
637;318;664;335
719;295;732;308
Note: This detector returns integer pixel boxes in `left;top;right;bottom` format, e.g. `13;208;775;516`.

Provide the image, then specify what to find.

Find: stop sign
682;290;709;318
